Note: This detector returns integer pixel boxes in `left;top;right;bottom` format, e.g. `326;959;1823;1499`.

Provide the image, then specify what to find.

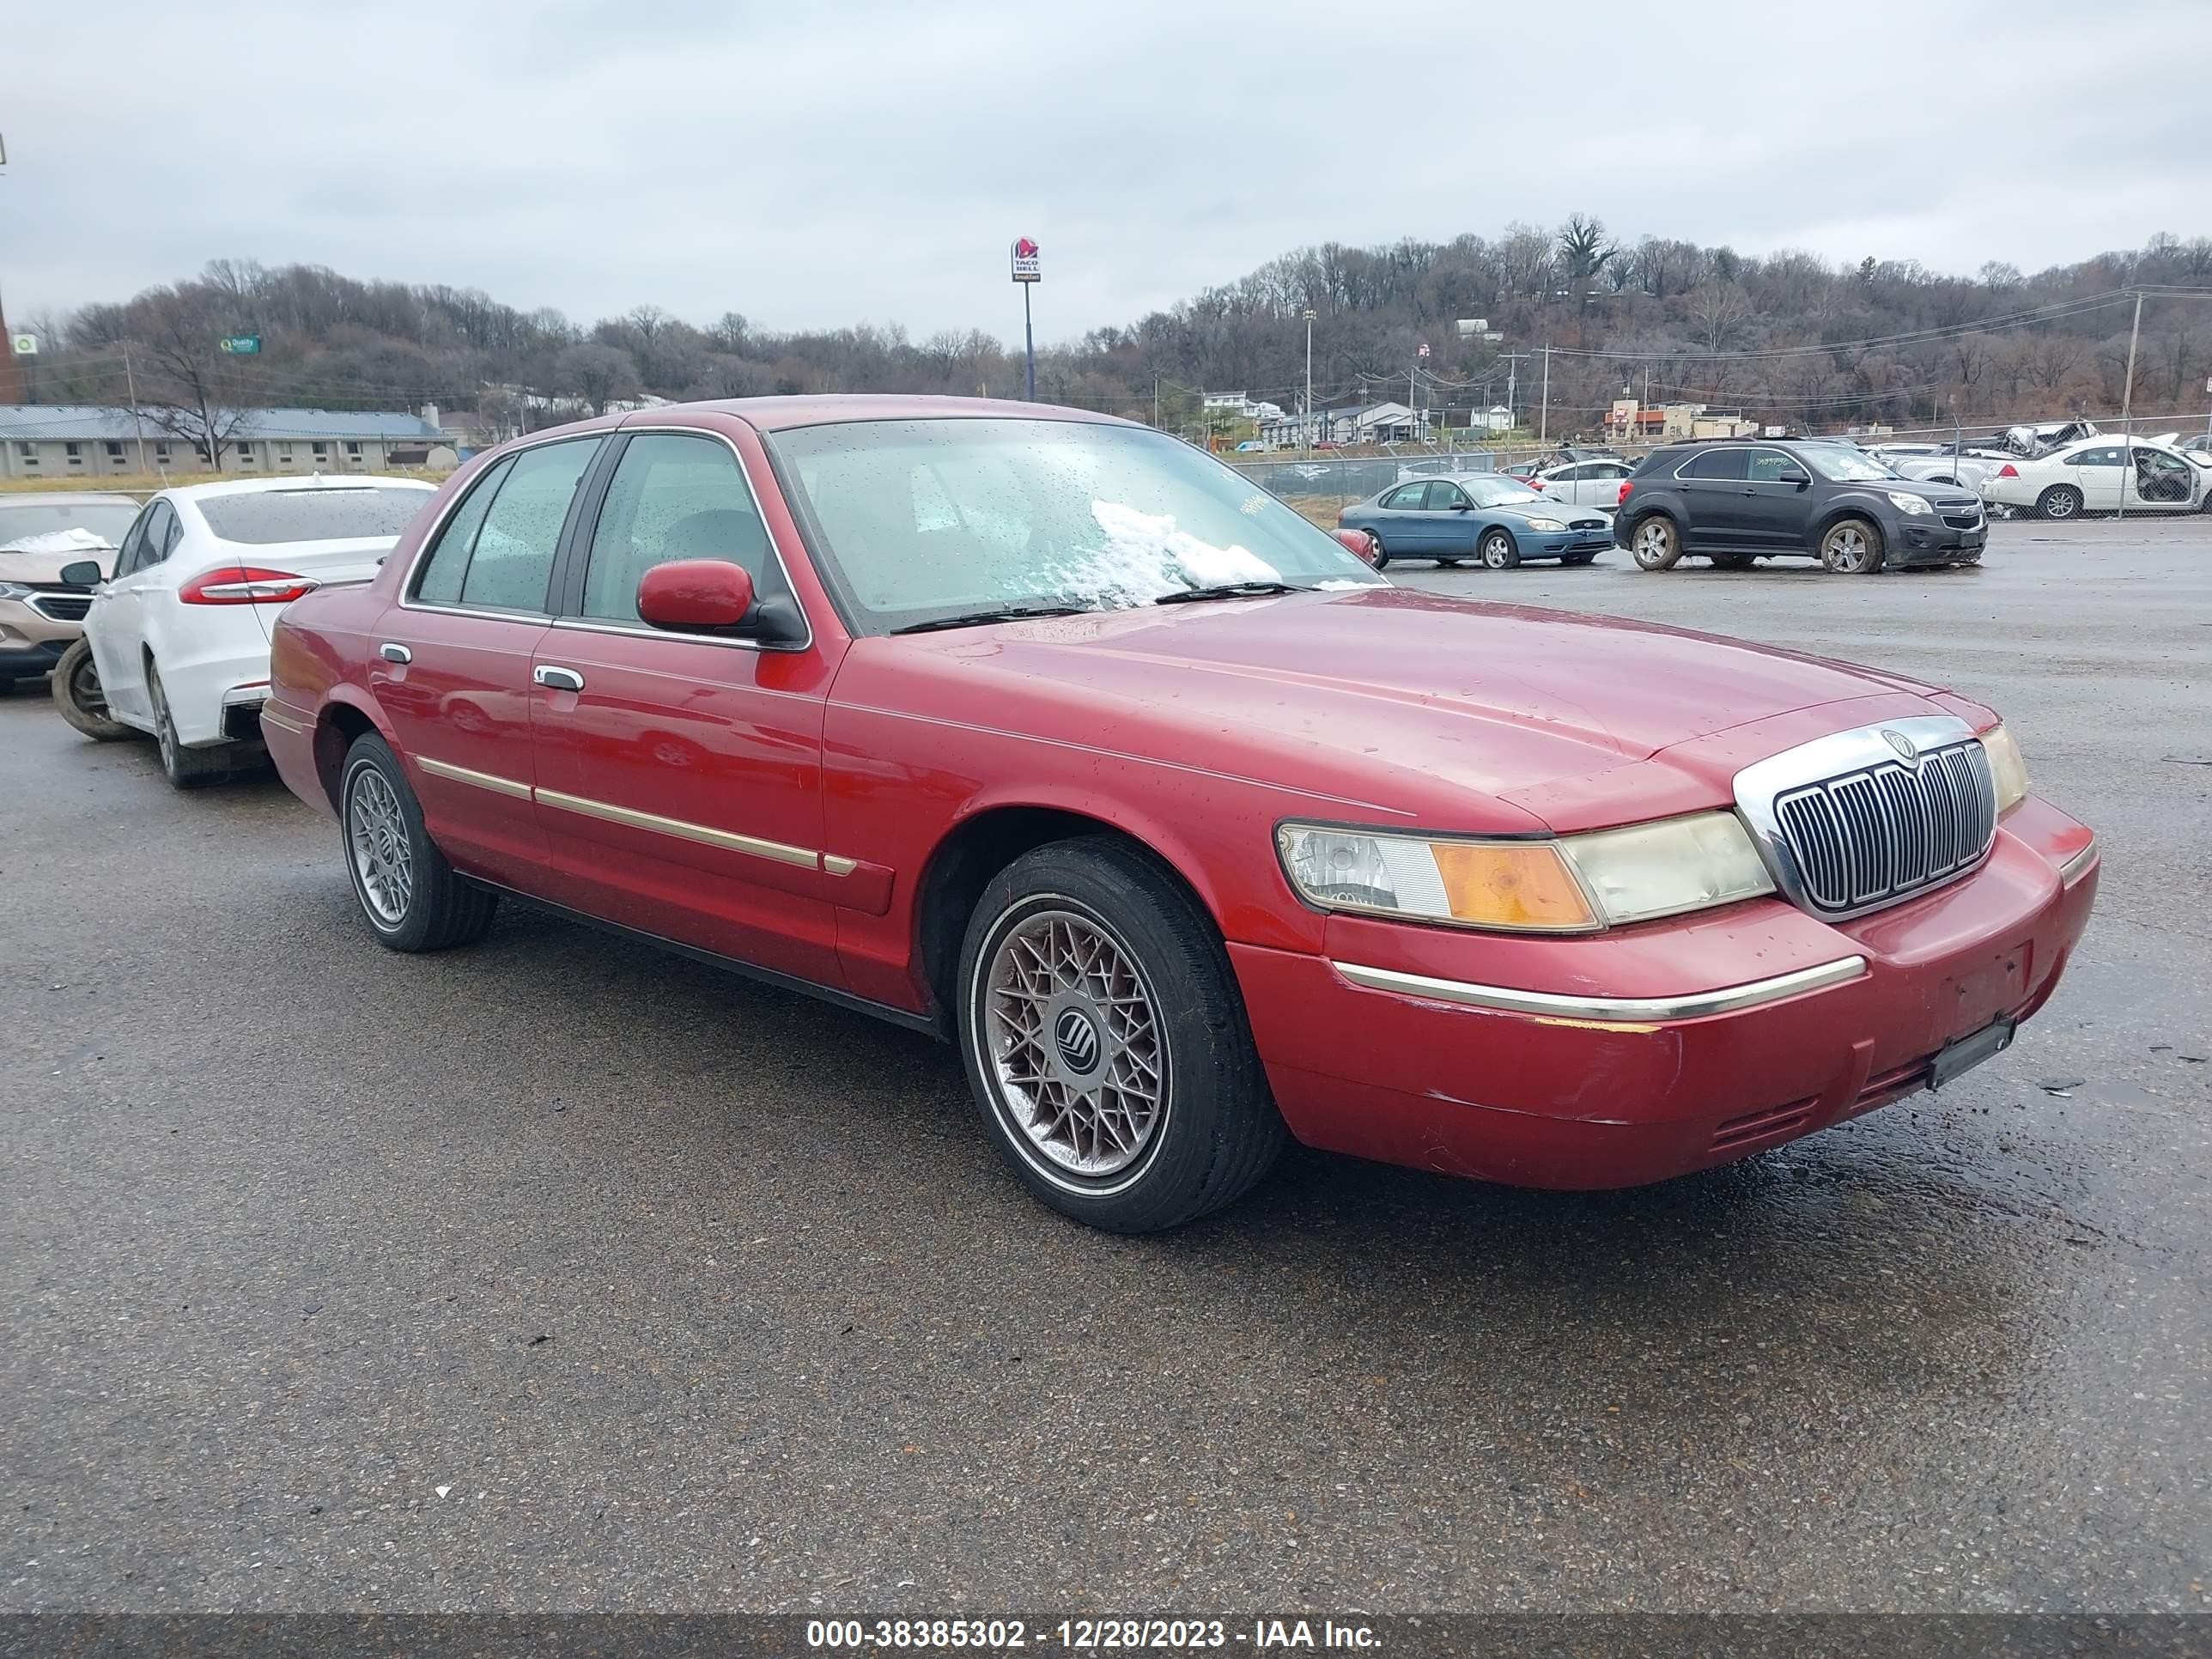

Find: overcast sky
3;0;2201;346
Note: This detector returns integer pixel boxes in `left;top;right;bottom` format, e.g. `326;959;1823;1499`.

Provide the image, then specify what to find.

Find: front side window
769;418;1380;634
1427;482;1469;509
198;485;432;545
580;433;785;624
411;456;515;606
459;439;599;612
1802;447;1899;483
1745;449;1801;482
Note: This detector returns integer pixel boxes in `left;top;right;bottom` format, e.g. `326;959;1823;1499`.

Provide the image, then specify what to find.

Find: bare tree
556;342;639;415
1690;284;1753;354
138;296;258;471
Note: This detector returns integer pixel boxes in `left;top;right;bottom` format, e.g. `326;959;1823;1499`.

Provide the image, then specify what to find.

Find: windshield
1459;477;1545;507
768;418;1382;632
0;501;141;550
196;486;432;545
1802;447;1900;483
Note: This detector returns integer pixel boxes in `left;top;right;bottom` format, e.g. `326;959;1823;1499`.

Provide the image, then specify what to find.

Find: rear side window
580;434;783;623
1680;448;1749;481
1381;483;1426;508
459;440;599;612
411;456;515;605
1426;482;1468;509
197;486;431;545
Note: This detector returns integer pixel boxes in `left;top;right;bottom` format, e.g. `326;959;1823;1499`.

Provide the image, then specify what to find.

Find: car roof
659;394;1137;434
159;474;439;503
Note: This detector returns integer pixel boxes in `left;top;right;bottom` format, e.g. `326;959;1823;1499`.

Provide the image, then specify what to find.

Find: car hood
851;587;1972;834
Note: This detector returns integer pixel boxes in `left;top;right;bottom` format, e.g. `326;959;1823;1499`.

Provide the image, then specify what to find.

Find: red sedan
262;397;2100;1232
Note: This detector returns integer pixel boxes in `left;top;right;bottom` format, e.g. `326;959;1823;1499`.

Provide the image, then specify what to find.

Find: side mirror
59;559;105;586
1330;527;1382;568
637;559;756;631
1778;470;1810;489
635;559;809;646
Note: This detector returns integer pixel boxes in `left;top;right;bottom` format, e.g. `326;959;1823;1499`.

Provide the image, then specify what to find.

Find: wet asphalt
2;517;2207;1614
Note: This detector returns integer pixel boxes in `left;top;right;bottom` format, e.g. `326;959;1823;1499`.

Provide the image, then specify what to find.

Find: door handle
378;642;411;664
533;665;586;692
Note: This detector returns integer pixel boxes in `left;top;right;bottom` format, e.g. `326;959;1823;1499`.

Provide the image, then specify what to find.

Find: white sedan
1979;436;2208;520
63;477;434;787
1526;456;1638;511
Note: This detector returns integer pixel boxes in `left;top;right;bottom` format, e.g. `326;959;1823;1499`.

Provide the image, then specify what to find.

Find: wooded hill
13;222;2211;442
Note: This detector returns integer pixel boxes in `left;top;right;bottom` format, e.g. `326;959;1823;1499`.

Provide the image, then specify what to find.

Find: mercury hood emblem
1881;728;1918;762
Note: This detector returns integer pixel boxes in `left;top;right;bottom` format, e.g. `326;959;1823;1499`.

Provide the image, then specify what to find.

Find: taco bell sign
1010;237;1042;283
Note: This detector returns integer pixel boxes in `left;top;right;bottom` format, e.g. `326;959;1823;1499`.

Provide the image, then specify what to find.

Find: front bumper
1229;794;2098;1189
1;595;79;676
0;634;68;678
1890;511;1988;565
1533;528;1613;558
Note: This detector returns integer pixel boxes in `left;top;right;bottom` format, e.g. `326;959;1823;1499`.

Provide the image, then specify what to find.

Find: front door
86;498;179;726
1738;447;1815;550
1676;447;1752;545
368;437;603;889
2126;445;2198;509
526;428;847;988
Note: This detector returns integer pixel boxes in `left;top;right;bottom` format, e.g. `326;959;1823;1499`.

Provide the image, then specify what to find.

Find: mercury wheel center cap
1054;1006;1103;1077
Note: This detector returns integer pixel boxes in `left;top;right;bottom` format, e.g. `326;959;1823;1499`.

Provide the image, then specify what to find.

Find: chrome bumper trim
1330;954;1869;1024
418;756;534;801
2058;838;2100;883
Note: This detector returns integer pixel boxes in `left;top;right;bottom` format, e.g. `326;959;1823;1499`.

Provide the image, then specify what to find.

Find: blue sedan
1336;474;1613;570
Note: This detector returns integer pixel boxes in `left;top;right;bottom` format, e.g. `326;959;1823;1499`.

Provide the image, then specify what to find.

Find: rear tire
1819;516;1885;574
148;661;231;788
1368;539;1393;571
2037;484;2083;521
1628;514;1682;571
957;836;1285;1233
1479;528;1521;570
52;640;131;741
339;732;499;952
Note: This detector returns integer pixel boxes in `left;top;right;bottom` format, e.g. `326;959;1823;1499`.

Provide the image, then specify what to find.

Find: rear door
369;438;603;891
526;427;847;985
1675;447;1751;545
1370;482;1436;556
2069;445;2125;510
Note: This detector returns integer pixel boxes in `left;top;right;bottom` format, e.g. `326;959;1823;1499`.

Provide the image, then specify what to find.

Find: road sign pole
1024;283;1036;403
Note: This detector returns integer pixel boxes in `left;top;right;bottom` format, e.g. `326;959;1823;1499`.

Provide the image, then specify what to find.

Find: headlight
1983;723;2029;814
1276;811;1774;933
0;581;34;601
1887;491;1934;515
1524;517;1567;532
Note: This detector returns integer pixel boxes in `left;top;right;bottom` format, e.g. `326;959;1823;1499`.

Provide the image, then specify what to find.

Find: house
0;404;453;479
1256;400;1433;448
1477;404;1514;434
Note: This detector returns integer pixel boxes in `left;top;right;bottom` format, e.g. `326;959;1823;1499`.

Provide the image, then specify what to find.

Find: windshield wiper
890;603;1092;635
1154;580;1314;605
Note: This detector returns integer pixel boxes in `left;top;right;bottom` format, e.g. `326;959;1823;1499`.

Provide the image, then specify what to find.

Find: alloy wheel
1632;519;1677;570
1822;521;1876;574
347;765;415;927
979;902;1166;1179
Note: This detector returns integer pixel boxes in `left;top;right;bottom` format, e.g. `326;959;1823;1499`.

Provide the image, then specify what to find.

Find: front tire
148;661;230;788
957;836;1285;1232
1819;516;1885;574
339;732;499;951
52;640;131;741
1479;528;1521;569
1628;514;1682;571
2037;484;2083;521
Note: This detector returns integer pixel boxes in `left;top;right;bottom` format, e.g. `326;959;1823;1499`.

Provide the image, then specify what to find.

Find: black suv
1613;439;1987;574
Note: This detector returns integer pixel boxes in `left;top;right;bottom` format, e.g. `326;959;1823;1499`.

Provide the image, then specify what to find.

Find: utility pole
123;342;150;473
2116;289;2142;523
1152;373;1158;431
1500;350;1532;430
1538;345;1553;445
1303;307;1316;452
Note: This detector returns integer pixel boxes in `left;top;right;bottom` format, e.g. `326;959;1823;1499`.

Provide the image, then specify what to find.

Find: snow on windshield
1030;501;1283;608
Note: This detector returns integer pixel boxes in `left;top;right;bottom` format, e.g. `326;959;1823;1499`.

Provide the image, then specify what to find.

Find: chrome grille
27;592;92;622
1771;740;1995;914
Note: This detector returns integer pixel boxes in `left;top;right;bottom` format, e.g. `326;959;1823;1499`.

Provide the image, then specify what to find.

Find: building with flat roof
0;405;452;479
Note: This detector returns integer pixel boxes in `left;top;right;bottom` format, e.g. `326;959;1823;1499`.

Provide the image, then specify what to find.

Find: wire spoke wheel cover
977;901;1168;1183
347;764;415;927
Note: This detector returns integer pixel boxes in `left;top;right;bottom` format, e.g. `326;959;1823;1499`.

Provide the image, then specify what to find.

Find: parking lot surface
3;517;2208;1613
